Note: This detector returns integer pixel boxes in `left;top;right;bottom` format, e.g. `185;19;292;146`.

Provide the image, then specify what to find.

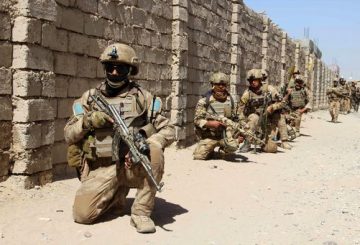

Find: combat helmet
295;75;305;83
339;77;346;85
247;69;263;82
209;72;230;86
100;43;139;76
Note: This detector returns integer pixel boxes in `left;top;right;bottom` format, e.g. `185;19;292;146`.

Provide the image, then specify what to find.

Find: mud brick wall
0;1;14;181
0;0;337;187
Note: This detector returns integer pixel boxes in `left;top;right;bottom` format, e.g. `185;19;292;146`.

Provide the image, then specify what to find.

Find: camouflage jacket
64;82;175;150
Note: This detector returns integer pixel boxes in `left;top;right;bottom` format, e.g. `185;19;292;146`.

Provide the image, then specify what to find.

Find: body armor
327;87;341;101
245;85;270;116
289;88;307;109
89;88;147;160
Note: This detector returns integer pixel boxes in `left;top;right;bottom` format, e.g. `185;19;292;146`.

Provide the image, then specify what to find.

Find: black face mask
104;63;131;89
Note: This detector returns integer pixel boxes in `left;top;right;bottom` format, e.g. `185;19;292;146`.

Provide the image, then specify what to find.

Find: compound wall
0;0;337;187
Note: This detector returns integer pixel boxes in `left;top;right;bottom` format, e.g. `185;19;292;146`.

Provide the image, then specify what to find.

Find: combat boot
280;141;292;150
295;132;301;137
130;215;156;233
238;140;251;153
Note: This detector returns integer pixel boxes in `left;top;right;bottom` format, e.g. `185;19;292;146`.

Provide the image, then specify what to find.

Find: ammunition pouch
139;123;156;138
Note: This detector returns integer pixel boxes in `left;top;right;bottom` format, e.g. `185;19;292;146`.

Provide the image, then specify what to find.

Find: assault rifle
204;111;265;147
255;92;272;149
90;94;164;192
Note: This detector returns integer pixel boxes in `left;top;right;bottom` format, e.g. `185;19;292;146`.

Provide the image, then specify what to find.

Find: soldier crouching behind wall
237;69;292;153
193;72;244;160
64;43;175;233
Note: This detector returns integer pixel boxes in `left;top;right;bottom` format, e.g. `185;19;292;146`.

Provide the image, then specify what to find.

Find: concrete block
55;75;69;98
52;141;67;164
0;97;12;120
0;13;11;40
12;16;41;44
0;42;12;67
13;98;56;122
13;70;42;97
0;121;12;149
55;119;66;142
84;15;105;37
131;7;146;28
98;0;117;20
104;21;121;41
97;62;106;78
3;170;52;189
17;0;57;21
77;57;97;78
42;72;56;97
0;152;9;177
88;37;107;58
42;23;68;52
58;7;84;33
12;45;53;71
68;32;89;55
76;0;97;14
53;162;77;180
13;123;42;150
54;53;77;76
41;121;55;146
0;68;12;95
57;98;74;118
68;77;90;97
12;146;52;174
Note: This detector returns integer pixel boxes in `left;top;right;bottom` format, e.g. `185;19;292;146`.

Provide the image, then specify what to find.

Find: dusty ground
1;110;360;245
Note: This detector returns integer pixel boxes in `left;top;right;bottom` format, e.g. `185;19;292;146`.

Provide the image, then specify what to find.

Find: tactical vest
196;93;235;139
289;88;307;109
327;87;341;101
245;84;270;116
339;85;350;96
89;87;147;160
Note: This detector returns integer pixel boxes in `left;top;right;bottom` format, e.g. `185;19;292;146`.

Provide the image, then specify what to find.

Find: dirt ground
1;110;359;245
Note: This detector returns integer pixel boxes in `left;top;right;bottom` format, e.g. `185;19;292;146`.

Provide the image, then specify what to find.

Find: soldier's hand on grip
83;111;114;130
205;120;226;129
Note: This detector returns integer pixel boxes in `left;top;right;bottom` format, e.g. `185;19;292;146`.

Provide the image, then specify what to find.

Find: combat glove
83;111;113;130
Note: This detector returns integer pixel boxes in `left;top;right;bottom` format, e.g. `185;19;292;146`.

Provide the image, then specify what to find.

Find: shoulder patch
73;102;85;116
152;97;162;113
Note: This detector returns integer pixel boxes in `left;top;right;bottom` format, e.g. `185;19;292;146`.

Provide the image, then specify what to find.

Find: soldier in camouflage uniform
350;81;359;112
339;78;351;114
64;43;175;233
326;80;342;122
355;86;360;112
193;72;243;160
285;75;311;137
237;69;292;153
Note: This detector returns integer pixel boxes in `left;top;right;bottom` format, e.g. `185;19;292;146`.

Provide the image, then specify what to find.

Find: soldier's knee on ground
262;139;278;153
73;197;99;224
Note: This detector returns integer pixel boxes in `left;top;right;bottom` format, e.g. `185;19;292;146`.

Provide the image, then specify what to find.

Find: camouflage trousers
246;112;288;153
73;143;164;224
329;100;340;122
340;97;351;113
288;110;302;132
193;137;236;160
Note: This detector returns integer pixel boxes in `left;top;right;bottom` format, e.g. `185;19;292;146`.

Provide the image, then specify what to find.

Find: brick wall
0;0;338;187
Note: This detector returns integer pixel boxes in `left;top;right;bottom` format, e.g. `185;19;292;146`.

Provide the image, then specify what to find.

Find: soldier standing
339;78;351;114
350;81;359;112
64;43;175;233
285;75;311;137
193;72;243;160
237;69;292;153
326;80;342;122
